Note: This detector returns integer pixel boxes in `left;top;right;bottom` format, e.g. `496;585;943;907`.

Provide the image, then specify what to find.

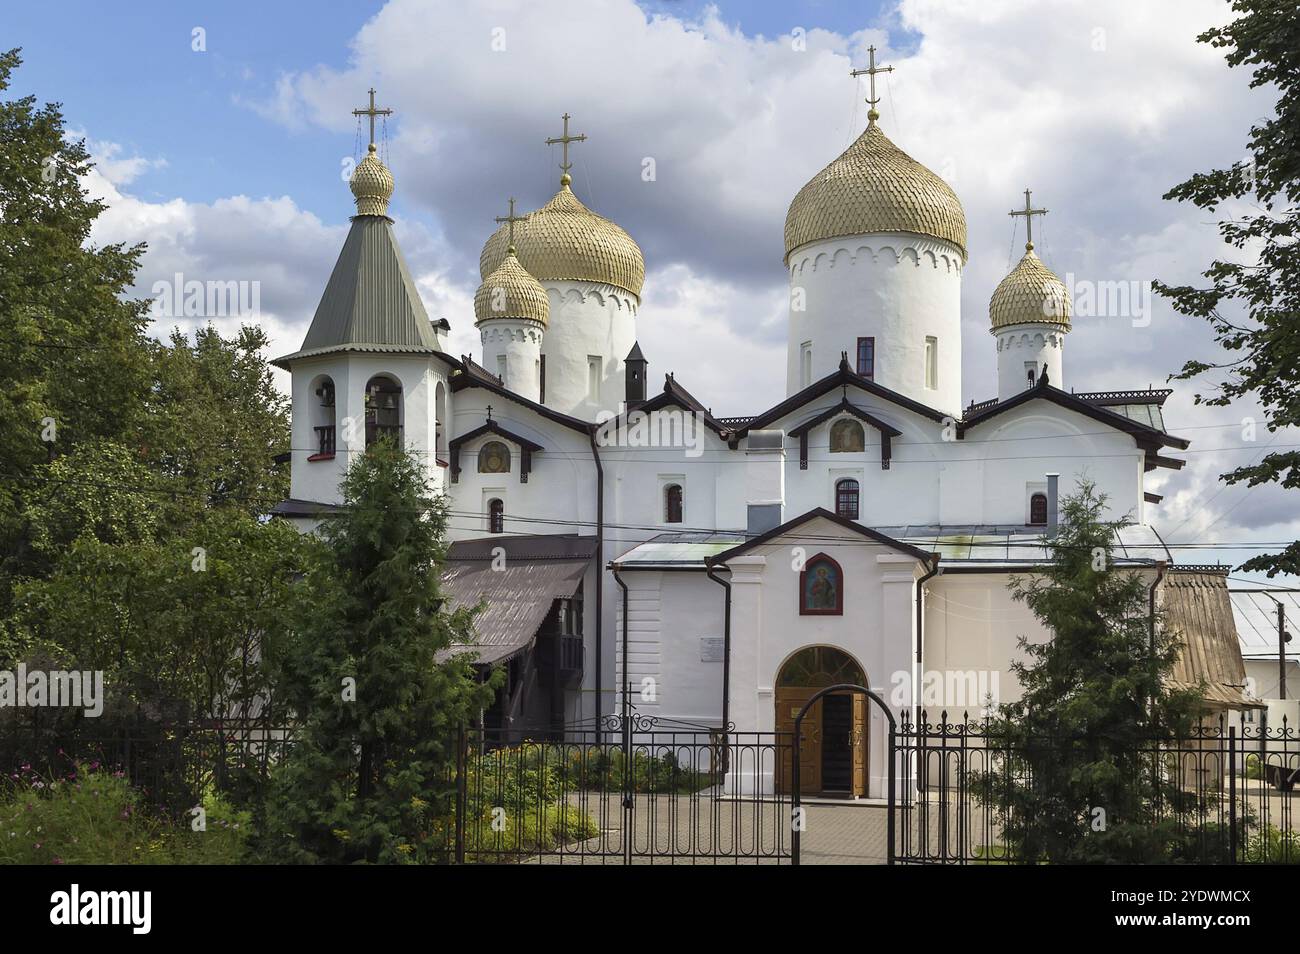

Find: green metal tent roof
273;215;438;367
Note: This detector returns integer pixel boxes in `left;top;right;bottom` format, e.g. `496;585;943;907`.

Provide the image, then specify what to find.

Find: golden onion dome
989;247;1072;331
479;177;645;298
474;248;550;327
784;121;967;262
350;144;395;217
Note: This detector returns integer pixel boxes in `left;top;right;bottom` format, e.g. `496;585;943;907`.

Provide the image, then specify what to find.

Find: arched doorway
775;646;869;797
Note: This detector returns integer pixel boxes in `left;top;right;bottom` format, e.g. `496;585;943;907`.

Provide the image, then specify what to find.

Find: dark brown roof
735;354;949;438
708;507;937;564
450;363;593;434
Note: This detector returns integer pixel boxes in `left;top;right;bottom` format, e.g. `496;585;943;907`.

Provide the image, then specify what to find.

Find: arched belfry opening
365;374;403;448
775;646;869;798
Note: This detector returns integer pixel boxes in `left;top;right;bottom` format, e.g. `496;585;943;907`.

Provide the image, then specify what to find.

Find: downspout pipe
705;561;732;732
588;428;604;727
1148;560;1167;716
916;554;941;666
611;565;630;730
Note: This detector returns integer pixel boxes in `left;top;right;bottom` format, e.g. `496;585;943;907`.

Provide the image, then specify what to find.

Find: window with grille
835;478;860;519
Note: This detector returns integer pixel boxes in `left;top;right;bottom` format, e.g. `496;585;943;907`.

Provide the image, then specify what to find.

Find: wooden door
775;688;821;794
851;693;869;798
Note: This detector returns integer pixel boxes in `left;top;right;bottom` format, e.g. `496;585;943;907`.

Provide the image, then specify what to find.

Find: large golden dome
479;180;645;298
989;247;1071;331
474;249;550;327
784;122;966;262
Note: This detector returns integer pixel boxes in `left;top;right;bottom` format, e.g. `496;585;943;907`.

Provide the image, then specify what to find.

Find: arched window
664;484;683;524
478;441;511;474
1029;492;1048;526
309;374;336;460
835;478;859;520
488;498;504;534
829;419;865;453
364;375;403;448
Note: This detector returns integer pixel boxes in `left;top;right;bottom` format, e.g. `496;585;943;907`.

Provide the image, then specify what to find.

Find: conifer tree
972;481;1202;863
266;440;494;864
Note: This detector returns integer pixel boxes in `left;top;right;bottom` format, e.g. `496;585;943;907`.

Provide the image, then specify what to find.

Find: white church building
271;86;1254;799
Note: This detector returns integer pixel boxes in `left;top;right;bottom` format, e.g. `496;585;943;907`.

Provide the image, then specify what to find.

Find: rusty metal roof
439;535;594;665
1164;570;1262;710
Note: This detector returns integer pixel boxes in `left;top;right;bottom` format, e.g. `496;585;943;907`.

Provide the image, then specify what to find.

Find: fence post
455;723;466;865
887;720;896;866
792;724;802;867
1227;724;1237;865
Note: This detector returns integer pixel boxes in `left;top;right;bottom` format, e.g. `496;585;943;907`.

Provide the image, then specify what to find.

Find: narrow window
496;354;507;381
835;478;860;520
587;355;601;399
664;483;683;524
539;354;546;403
1025;361;1037;387
1029;492;1048;526
924;336;938;390
856;337;875;380
488;498;504;534
800;341;813;388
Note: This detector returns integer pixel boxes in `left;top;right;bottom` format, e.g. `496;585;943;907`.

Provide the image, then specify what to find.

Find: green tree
1154;0;1300;577
265;441;494;864
10;511;312;723
972;482;1202;863
0;47;152;608
139;324;289;526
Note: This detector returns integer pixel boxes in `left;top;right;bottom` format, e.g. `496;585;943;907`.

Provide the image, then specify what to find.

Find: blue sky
2;0;1296;577
2;0;898;218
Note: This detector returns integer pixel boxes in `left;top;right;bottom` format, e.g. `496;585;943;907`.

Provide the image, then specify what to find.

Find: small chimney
1046;473;1059;539
746;430;785;535
625;342;647;406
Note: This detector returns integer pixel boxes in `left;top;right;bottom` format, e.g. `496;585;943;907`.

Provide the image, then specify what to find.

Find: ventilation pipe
1046;473;1060;539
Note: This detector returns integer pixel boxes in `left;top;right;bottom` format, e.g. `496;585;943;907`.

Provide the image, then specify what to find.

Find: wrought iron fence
896;710;1299;865
454;716;791;864
5;708;1291;865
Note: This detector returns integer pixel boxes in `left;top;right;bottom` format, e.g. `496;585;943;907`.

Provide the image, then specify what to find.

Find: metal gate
790;683;897;866
453;715;793;864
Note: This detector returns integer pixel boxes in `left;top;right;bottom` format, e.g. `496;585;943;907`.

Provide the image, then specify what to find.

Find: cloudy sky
4;0;1295;580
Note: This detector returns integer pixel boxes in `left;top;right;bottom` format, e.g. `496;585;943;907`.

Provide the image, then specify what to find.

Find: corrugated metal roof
1164;571;1261;710
439;557;587;665
276;216;436;365
612;524;1172;568
1229;589;1300;660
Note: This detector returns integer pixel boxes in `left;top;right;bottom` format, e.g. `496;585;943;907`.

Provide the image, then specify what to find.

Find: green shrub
0;762;251;864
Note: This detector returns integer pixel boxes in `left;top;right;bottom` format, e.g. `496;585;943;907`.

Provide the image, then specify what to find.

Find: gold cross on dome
545;112;587;180
850;45;893;120
352;87;393;149
495;196;525;250
1009;189;1048;250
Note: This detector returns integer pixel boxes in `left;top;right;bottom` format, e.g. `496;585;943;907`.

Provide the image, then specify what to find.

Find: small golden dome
479;184;645;298
474;249;550;327
350;144;394;217
784;122;967;262
989;248;1072;331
